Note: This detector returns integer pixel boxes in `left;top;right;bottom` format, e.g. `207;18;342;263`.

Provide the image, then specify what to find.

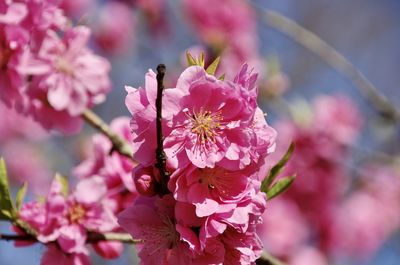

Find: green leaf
266;175;296;201
198;52;205;67
0;158;16;220
218;73;225;81
186;51;197;66
261;142;295;192
55;173;69;197
206;56;220;75
15;182;28;211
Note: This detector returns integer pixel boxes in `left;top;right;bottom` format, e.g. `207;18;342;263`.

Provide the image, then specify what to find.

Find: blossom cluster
16;176;119;264
0;0;111;134
11;116;139;264
118;63;277;264
257;95;400;263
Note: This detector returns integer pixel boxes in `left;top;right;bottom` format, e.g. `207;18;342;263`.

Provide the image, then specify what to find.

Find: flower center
55;57;74;75
189;109;223;144
199;168;229;194
68;203;86;223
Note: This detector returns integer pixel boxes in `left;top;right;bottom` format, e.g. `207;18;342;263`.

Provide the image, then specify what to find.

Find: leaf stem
82;109;134;159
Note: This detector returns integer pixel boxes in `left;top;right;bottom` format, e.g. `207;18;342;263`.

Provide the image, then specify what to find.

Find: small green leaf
15;182;28;211
186;51;197;66
266;175;296;201
0;158;16;220
218;73;225;81
206;56;220;75
198;52;205;67
55;173;69;197
261;142;295;192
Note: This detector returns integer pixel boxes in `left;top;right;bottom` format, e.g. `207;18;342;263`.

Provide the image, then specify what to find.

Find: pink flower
221;227;263;265
182;0;262;78
0;2;27;25
257;198;309;257
288;247;329;265
118;195;192;265
19;26;110;133
329;165;400;258
182;0;255;46
92;241;124;260
126;65;276;170
0;102;48;141
59;0;93;18
18;176;120;260
1;139;52;194
313;95;362;145
0;23;28;107
41;244;90;265
73;117;137;212
93;2;135;54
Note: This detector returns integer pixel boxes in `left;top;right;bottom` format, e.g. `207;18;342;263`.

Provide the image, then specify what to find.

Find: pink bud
93;241;124;259
133;166;157;196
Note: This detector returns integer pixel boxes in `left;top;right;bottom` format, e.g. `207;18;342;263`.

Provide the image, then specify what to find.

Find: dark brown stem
82;109;134;159
155;64;171;195
0;232;142;244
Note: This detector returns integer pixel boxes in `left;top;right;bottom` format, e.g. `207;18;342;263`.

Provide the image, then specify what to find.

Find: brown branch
82;109;134;159
256;251;287;265
155;64;171;195
256;7;400;122
0;232;142;244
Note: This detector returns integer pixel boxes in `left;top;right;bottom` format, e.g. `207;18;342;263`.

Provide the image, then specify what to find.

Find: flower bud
133;166;157;196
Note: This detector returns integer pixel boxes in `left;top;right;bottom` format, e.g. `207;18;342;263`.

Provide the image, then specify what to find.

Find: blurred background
1;0;399;264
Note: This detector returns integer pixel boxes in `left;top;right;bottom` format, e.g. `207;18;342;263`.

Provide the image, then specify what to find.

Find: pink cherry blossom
73;117;138;212
18;176;120;261
0;23;28;107
22;26;110;114
126;65;276;170
257;198;309;257
93;2;135;54
59;0;93;18
41;244;90;265
92;241;124;260
118;195;192;265
16;25;110;133
182;0;263;78
1;139;52;194
288;247;329;265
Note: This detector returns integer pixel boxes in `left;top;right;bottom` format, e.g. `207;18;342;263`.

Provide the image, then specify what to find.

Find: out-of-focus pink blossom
18;176;120;261
329;165;400;258
257;198;309;257
92;241;124;260
0;24;28;107
20;26;110;119
59;0;93;18
313;95;362;145
41;244;90;265
0;103;48;141
288;247;329;265
182;0;262;78
93;2;135;54
1;140;52;194
136;0;168;36
73;117;137;212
